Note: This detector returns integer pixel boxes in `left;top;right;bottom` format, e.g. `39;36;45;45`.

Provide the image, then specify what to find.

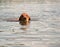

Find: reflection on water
0;0;60;47
19;21;30;31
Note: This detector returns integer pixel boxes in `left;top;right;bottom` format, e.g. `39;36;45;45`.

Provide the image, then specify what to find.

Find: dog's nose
24;17;26;20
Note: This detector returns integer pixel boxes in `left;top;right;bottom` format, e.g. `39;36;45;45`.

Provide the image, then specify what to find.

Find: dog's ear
19;15;23;21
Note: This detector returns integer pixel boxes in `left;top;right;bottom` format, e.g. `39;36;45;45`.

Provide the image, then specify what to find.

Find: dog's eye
29;18;30;20
21;15;23;17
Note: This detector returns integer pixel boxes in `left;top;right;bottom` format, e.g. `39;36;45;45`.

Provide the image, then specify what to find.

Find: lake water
0;2;60;47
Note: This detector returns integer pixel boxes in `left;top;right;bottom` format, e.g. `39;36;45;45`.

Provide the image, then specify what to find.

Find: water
0;1;60;47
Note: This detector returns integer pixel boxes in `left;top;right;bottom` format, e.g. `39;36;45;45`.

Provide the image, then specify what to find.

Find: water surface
0;1;60;47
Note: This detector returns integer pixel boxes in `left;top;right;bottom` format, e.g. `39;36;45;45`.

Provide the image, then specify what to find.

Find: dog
19;13;31;25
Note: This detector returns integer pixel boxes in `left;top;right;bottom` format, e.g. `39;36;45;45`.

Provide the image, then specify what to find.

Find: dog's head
19;13;31;25
19;13;30;22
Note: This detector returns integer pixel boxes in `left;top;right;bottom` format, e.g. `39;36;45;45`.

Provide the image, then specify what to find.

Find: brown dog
19;13;30;21
4;13;31;25
19;13;31;25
